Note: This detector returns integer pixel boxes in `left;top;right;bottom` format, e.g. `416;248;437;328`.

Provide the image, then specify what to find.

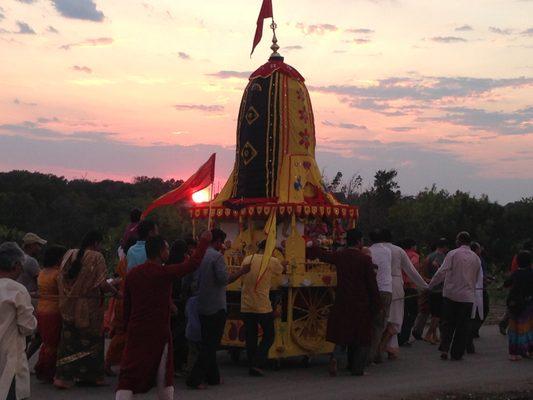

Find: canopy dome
214;56;340;207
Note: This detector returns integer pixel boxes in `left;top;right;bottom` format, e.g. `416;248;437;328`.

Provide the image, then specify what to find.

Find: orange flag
141;153;216;219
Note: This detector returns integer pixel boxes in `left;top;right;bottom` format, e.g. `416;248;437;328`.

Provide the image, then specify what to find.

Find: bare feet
53;379;73;390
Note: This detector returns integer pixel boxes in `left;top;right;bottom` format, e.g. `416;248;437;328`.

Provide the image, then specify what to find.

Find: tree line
0;169;531;270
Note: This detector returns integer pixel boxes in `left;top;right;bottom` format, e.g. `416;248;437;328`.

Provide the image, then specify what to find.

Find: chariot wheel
290;287;334;353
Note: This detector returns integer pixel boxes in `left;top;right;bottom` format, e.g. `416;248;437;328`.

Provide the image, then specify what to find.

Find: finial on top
270;20;283;60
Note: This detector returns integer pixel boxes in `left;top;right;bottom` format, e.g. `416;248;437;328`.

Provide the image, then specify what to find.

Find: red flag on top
251;0;273;56
141;153;216;219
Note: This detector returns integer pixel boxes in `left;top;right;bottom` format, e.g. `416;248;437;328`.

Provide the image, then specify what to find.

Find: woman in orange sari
104;238;135;375
34;245;67;382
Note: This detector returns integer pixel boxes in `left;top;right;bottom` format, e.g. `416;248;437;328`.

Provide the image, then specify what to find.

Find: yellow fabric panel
212;167;235;205
287;78;315;156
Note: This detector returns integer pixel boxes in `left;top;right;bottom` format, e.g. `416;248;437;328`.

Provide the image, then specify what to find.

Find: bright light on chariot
192;188;210;204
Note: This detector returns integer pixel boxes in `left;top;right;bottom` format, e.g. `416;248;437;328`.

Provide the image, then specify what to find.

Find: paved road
30;325;532;400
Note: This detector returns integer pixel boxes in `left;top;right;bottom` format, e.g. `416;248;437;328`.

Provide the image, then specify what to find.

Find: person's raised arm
16;289;37;337
164;230;211;278
225;255;251;285
400;249;428;289
428;252;452;289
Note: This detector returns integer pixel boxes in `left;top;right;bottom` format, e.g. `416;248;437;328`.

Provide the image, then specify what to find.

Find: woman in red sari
34;245;67;382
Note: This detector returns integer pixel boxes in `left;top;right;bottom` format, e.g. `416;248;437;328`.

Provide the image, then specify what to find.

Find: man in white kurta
0;242;37;400
381;230;428;358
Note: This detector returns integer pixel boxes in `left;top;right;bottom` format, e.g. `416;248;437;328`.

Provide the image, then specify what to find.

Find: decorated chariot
188;35;358;363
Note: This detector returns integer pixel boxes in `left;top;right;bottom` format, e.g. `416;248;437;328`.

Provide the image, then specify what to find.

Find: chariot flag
251;0;273;56
141;153;216;219
255;209;277;289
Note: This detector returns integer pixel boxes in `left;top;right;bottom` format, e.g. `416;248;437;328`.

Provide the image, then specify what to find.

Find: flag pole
207;181;214;230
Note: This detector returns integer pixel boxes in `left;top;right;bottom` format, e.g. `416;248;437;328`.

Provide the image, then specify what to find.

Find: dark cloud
0;120;117;141
37;117;60;123
177;51;190;60
72;65;92;73
388;126;415;132
13;98;37;106
423;106;533;136
521;28;533;36
311;76;532;102
16;0;37;3
455;25;473;32
296;23;338;35
206;71;251;79
282;45;303;51
322;120;367;130
350;38;371;44
174;104;224;113
51;0;104;22
16;21;36;34
430;36;467;43
60;37;113;50
436;138;462;144
346;28;375;34
47;26;59;34
489;27;513;35
0;7;5;21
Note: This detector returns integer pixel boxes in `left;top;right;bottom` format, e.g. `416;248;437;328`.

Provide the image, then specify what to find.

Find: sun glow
192;188;210;203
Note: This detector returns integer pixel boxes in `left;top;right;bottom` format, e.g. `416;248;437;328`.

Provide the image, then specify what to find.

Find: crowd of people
0;208;532;400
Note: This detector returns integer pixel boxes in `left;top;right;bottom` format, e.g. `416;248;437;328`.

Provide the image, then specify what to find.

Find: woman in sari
506;250;533;361
34;245;67;383
54;231;117;389
104;237;137;376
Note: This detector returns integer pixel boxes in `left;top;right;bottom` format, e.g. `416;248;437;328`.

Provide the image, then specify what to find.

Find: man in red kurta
308;229;381;377
116;231;210;400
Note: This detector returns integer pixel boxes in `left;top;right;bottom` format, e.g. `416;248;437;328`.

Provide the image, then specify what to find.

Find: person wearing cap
19;233;47;360
18;233;47;300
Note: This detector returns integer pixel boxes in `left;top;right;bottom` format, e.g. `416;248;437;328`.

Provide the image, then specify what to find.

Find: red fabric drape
142;153;215;219
251;0;273;56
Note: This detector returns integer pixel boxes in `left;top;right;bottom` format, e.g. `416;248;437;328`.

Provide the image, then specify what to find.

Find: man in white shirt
368;229;392;363
381;230;428;359
0;242;37;400
429;231;481;361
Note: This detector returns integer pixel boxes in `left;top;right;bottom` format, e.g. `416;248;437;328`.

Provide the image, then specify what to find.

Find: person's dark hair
169;240;187;264
436;237;448;249
380;229;392;243
369;229;382;244
401;238;416;250
130;208;142;223
470;241;481;253
43;245;67;269
68;231;103;280
346;229;363;247
516;250;531;269
0;242;24;272
137;219;157;241
456;231;471;245
211;228;227;244
146;235;167;260
257;240;267;251
124;236;138;253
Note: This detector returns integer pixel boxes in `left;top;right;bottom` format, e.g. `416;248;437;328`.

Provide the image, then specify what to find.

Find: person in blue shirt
127;220;158;272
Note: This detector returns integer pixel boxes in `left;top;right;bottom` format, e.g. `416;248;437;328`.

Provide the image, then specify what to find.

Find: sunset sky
0;0;532;203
